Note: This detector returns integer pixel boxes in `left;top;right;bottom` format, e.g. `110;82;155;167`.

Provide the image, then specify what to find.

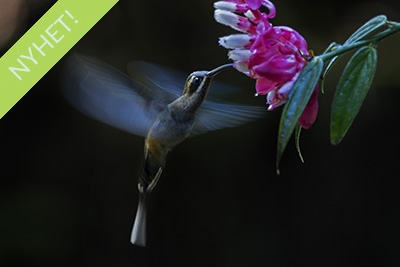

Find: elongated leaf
331;46;377;145
344;15;387;45
322;15;386;82
295;124;304;163
276;57;323;173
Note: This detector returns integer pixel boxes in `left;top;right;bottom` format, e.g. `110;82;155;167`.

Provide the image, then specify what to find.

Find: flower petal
255;77;278;94
261;0;276;18
251;54;298;82
267;90;287;110
245;0;262;10
276;26;308;54
298;85;319;129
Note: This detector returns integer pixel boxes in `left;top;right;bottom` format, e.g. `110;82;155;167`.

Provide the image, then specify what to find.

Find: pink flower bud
214;10;256;33
229;49;253;61
214;1;250;13
233;60;250;74
219;34;252;49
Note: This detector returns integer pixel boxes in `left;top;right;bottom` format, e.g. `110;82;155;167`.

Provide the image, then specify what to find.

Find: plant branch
319;21;400;62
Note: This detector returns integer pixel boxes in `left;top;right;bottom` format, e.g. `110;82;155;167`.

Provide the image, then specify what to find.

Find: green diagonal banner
0;0;119;119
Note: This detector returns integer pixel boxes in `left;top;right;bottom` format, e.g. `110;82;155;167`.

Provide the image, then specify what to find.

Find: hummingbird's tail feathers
147;167;163;192
130;193;147;247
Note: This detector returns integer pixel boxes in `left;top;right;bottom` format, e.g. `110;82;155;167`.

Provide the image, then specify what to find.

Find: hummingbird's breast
146;111;194;151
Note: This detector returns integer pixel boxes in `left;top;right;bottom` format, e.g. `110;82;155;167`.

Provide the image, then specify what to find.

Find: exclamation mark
65;10;78;23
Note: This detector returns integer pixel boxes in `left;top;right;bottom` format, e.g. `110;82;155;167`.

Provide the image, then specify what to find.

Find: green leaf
276;57;323;173
330;46;377;145
295;124;304;163
344;15;387;45
322;15;386;82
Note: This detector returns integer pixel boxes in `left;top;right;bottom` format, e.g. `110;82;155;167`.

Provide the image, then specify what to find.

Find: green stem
319;21;400;62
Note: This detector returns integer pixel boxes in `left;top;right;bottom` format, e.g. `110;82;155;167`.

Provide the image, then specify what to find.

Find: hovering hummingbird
61;54;265;247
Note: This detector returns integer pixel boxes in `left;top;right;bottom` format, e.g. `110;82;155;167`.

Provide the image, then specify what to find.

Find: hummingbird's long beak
207;63;233;78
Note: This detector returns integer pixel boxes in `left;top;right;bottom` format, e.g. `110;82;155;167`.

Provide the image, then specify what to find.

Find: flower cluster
214;0;319;129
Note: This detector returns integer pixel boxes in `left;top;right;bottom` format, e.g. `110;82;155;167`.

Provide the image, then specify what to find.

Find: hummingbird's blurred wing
191;101;266;135
61;54;171;137
127;61;184;97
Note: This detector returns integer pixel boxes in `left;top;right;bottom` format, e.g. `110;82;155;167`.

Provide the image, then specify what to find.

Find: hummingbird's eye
193;76;202;85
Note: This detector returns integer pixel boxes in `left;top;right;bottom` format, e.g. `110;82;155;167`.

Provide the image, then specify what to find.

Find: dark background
1;0;400;266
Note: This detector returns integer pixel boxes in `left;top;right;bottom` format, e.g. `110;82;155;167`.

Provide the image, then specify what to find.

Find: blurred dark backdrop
1;0;400;266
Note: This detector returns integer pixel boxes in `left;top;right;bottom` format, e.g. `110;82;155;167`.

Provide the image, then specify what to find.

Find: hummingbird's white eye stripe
187;75;203;94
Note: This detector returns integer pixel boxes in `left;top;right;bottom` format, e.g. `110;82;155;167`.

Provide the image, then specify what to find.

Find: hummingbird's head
169;63;233;118
182;63;233;97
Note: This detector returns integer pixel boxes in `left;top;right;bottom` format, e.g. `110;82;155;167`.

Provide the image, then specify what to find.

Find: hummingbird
61;54;265;247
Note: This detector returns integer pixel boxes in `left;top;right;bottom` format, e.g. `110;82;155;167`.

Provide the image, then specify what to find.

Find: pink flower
298;85;319;129
214;0;319;128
